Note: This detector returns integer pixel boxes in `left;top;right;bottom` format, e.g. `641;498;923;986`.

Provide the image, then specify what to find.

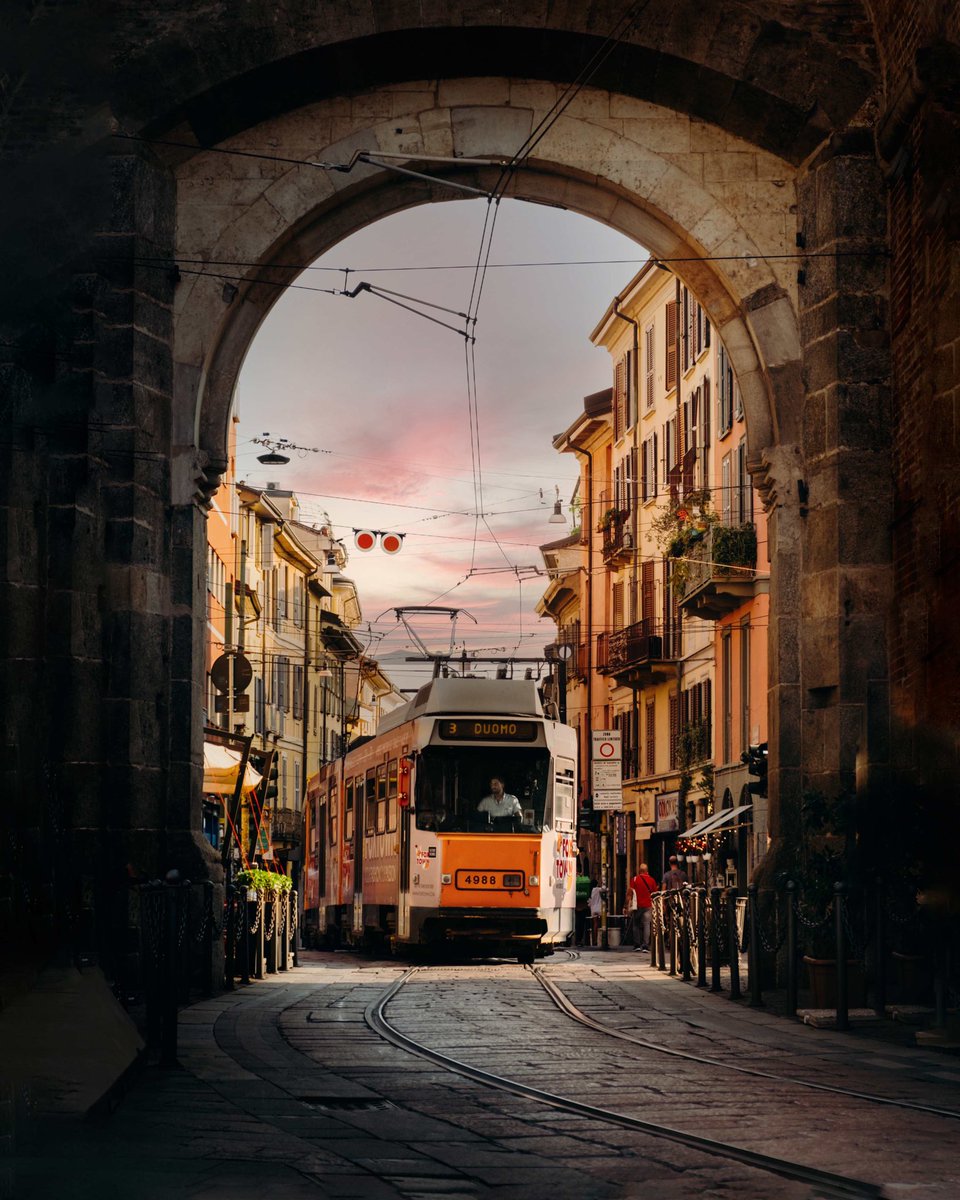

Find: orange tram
303;678;578;962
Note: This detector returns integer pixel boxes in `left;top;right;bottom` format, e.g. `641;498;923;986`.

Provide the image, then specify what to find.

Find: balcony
270;805;301;842
679;524;766;619
599;510;634;565
597;621;678;687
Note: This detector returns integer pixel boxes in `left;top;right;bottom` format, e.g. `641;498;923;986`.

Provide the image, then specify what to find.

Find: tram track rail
364;966;884;1200
532;963;960;1122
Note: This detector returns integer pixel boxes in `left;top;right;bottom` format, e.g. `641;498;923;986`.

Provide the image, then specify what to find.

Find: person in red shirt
630;862;658;951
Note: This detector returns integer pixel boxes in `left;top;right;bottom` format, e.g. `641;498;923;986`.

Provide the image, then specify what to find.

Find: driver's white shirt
478;792;522;818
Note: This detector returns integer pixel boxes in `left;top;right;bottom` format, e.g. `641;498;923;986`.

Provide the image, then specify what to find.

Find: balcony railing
270;806;301;841
599;510;633;563
679;524;761;619
596;620;677;680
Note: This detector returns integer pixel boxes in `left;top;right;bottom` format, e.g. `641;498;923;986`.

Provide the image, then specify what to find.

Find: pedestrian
661;854;688;890
574;869;591;945
588;877;604;946
623;878;637;944
630;861;658;951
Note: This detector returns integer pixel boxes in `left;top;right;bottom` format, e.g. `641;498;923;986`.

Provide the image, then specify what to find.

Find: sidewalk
571;940;956;1052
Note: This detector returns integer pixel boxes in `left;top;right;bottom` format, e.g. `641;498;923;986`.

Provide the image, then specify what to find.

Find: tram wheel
517;948;536;966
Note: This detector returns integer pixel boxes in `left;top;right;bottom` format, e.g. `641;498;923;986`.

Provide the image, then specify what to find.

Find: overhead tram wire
452;0;654;581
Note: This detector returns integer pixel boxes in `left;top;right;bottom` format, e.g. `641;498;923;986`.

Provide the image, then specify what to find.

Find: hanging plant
648;488;719;595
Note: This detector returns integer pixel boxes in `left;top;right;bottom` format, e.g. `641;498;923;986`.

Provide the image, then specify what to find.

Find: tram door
353;768;369;937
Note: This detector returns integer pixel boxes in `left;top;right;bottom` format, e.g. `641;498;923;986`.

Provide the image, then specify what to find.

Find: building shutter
614;357;627;441
645;700;656;775
641;560;655;626
645;324;655;409
665;301;678;392
669;693;679;770
612;580;624;631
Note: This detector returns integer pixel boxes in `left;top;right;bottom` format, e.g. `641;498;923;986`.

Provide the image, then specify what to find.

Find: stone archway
3;1;912;997
170;83;811;862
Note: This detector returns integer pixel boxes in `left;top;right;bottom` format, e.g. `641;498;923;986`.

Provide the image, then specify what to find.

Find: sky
234;197;645;689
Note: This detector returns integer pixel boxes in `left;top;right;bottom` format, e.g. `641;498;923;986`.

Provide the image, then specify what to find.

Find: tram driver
477;775;523;825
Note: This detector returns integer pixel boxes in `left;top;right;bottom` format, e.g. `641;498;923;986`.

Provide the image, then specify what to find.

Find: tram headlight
441;873;452;884
503;873;523;889
528;875;539;886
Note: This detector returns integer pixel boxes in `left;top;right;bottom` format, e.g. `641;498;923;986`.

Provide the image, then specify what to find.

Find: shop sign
655;791;679;832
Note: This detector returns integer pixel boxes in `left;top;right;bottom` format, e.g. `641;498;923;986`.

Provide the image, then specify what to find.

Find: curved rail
364;968;881;1200
532;965;960;1122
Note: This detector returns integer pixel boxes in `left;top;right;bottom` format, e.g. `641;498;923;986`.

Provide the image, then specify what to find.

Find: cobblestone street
8;951;960;1200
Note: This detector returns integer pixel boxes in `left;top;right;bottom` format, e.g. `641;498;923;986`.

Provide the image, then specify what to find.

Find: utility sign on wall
591;730;621;760
591;729;622;812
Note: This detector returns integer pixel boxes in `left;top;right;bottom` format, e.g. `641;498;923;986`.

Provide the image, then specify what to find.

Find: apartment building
540;264;768;888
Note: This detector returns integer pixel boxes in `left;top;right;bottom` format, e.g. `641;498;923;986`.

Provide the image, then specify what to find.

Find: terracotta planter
802;956;866;1008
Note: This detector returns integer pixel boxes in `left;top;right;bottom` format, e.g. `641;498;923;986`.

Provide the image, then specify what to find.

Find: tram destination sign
437;719;538;742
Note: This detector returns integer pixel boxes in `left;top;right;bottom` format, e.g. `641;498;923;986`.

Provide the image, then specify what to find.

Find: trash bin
607;916;622;947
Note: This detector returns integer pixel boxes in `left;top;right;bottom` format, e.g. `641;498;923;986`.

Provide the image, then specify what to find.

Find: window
365;769;376;835
644;324;655;408
294;760;301;811
293;664;303;721
614;357;627;441
722;630;732;765
293;575;304;627
721;453;732;526
641;432;658;502
665;300;678;392
612;580;624;632
699;376;711;490
280;754;288;805
736;438;753;525
329;784;338;846
345;779;355;842
254;676;265;735
718;344;734;437
645;699;656;775
387;759;398;832
669;693;679;770
376;763;387;834
641;560;655;626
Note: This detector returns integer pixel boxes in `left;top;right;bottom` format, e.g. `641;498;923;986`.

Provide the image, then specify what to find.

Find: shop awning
682;803;752;839
202;742;262;795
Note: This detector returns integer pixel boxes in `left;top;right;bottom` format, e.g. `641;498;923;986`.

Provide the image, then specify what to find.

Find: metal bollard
873;878;886;1018
727;888;741;1000
748;884;763;1007
654;895;665;970
786;880;798;1017
710;886;723;992
291;889;299;968
201;881;214;996
835;882;849;1030
161;881;180;1068
224;888;236;990
696;888;707;988
668;894;678;976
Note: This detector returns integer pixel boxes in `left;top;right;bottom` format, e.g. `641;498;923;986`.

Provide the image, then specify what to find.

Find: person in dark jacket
661;855;688;890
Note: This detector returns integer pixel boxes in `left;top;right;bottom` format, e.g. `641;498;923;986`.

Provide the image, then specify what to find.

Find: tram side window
365;769;376;836
344;779;354;843
376;763;387;834
386;758;398;832
328;785;338;846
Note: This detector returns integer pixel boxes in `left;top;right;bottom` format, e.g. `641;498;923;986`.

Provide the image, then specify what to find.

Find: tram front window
414;747;550;833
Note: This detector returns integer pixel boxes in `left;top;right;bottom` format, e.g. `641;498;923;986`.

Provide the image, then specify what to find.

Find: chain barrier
840;892;867;958
249;893;263;936
142;887;164;965
793;895;834;930
755;892;785;954
277;894;286;937
264;897;276;942
191;886;211;946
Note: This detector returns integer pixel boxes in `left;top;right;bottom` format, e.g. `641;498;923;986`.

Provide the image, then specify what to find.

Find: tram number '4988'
455;870;524;890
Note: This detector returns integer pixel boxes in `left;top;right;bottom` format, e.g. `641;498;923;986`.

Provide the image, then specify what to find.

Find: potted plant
648;488;719;596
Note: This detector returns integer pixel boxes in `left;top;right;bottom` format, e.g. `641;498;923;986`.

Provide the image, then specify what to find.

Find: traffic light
742;742;768;797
